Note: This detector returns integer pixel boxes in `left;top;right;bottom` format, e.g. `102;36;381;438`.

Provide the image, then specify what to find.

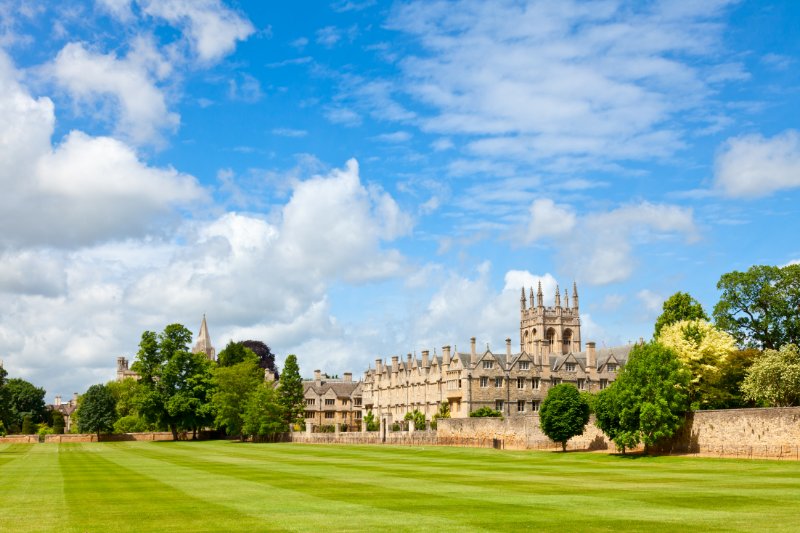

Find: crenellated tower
519;280;581;358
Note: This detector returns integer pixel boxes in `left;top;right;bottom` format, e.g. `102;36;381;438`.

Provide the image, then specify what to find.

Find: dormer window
565;363;576;372
607;363;617;372
483;360;494;369
519;361;529;370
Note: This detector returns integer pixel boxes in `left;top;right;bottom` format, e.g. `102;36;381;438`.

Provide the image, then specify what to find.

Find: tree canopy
741;344;800;407
598;342;690;452
242;383;285;438
3;378;47;432
277;354;304;428
77;384;118;437
211;357;263;438
217;341;258;367
241;340;278;379
654;292;709;338
657;319;736;409
539;384;590;451
713;264;800;350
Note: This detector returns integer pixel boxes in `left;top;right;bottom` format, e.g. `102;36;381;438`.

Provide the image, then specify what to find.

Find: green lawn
1;441;798;532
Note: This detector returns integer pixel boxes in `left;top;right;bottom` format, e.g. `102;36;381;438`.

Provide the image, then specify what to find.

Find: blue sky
1;0;799;399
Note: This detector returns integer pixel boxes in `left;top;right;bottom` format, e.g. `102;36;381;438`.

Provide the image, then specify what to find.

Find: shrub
469;407;503;418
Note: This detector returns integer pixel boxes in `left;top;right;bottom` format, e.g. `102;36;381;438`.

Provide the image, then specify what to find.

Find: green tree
51;409;65;434
242;383;286;438
606;342;690;452
0;365;9;430
657;319;736;409
363;410;379;431
713;264;800;350
133;324;215;440
404;409;427;430
594;385;631;452
241;340;279;379
712;349;761;409
217;341;257;367
654;292;709;338
5;378;47;430
539;384;590;452
77;384;118;438
20;414;34;435
741;344;800;407
469;407;503;418
211;356;262;439
277;354;304;428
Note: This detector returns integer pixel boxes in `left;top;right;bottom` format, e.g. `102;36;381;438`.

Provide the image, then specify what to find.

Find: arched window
545;328;556;354
562;329;573;354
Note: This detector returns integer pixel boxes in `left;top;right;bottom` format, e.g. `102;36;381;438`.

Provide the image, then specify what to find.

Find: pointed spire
564;288;570;310
536;281;543;307
555;284;561;308
572;281;579;309
193;315;216;361
520;286;527;311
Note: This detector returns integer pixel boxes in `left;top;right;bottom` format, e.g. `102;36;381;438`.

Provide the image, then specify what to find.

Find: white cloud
50;41;178;146
525;198;577;243
324;106;362;126
271;128;308;138
227;73;263;103
374;131;411;143
714;130;800;198
316;25;341;47
636;289;664;315
384;0;735;165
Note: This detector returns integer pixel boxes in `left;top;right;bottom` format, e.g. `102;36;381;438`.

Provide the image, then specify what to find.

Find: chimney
116;356;126;370
55;395;61;407
343;372;352;383
422;350;429;367
314;369;322;382
72;392;78;406
375;358;382;373
442;345;451;365
506;338;512;356
586;342;596;370
391;356;399;373
407;353;412;368
470;337;476;355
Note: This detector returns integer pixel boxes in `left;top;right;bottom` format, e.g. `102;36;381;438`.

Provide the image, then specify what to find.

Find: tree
4;378;47;431
604;342;690;452
133;324;215;440
211;357;262;439
594;386;632;452
242;383;286;438
539;384;590;452
20;415;34;435
277;354;304;428
0;365;9;430
217;341;257;368
77;384;118;438
741;344;800;407
51;409;65;434
404;409;427;430
106;378;153;433
713;264;800;350
241;340;279;379
363;410;379;431
657;319;736;409
654;292;709;338
713;349;761;409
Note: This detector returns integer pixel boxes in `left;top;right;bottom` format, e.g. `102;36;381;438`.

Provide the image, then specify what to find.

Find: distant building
116;357;139;381
361;282;631;421
49;393;79;432
303;371;363;429
192;315;216;361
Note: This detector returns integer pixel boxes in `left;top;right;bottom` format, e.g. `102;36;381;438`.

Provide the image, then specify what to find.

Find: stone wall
437;415;610;451
0;435;38;444
283;430;438;446
44;432;175;443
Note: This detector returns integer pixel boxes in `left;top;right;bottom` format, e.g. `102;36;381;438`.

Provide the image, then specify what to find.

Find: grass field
1;442;799;532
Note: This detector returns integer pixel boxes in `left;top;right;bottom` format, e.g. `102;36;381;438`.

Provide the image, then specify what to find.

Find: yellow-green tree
657;319;736;409
742;344;800;407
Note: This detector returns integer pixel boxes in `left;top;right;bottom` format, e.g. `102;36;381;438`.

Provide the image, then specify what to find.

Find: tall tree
654;292;709;338
241;340;279;379
539;383;590;452
601;342;690;453
242;383;286;439
277;354;304;428
4;378;47;431
0;365;9;430
713;264;800;350
211;357;262;439
657;319;736;409
217;341;257;367
741;344;800;407
51;409;65;434
77;384;118;438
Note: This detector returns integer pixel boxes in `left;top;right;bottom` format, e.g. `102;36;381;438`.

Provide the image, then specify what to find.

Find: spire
564;288;570;310
572;281;579;310
555;285;561;308
193;315;216;361
520;286;527;311
536;281;543;308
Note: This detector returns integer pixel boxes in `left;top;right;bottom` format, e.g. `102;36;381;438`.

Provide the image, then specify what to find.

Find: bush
404;409;427;430
21;415;34;435
391;422;401;431
318;424;336;433
363;410;379;431
113;414;152;434
469;407;503;418
52;410;65;434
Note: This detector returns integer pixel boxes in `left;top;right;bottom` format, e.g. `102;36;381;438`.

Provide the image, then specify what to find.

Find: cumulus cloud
714;130;800;198
525;198;577;243
382;0;734;165
50;40;178;146
0;51;205;247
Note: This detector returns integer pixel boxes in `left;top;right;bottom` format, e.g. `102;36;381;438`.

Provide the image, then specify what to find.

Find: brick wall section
288;430;438;446
0;435;38;444
43;432;175;443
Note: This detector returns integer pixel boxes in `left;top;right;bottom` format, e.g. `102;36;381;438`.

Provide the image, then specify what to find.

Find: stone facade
362;282;631;422
303;370;364;429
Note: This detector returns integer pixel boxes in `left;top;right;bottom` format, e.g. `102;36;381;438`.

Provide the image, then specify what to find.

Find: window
355;411;362;419
354;398;362;407
607;363;617;372
341;398;348;405
495;400;504;411
480;376;489;387
565;362;576;372
531;401;540;412
304;411;314;419
517;400;526;413
483;360;494;369
577;379;586;390
517;377;525;389
552;378;562;386
532;378;540;390
305;399;315;406
519;361;529;370
325;399;335;406
325;412;335;419
494;377;503;387
600;379;608;390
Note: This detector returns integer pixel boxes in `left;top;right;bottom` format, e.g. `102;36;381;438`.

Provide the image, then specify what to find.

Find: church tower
519;281;581;359
192;315;216;361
